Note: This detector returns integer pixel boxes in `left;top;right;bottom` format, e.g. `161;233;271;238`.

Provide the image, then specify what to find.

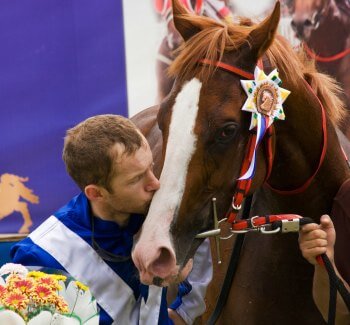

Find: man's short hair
62;114;144;191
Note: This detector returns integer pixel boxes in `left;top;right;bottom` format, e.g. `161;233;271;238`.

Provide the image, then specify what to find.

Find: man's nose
146;172;160;191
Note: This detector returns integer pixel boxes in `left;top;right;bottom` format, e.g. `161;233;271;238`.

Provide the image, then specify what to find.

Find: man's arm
169;238;213;325
11;238;63;270
299;215;350;324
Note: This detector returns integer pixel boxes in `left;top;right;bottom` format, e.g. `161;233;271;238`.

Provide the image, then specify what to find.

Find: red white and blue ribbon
238;66;290;180
238;113;268;180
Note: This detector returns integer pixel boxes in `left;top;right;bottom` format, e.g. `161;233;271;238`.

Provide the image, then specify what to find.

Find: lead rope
204;212;350;324
231;215;350;325
319;252;350;325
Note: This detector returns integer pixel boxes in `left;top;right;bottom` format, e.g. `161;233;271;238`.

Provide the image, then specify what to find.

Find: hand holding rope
197;208;350;325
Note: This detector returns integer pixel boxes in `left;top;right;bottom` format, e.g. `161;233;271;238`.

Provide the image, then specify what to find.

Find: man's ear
84;185;105;201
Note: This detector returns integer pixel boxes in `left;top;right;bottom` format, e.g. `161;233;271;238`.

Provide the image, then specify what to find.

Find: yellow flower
36;275;61;291
30;284;54;304
51;274;67;282
0;284;6;298
0;264;98;322
6;274;23;291
12;278;34;294
2;291;29;310
54;295;69;313
75;281;88;291
27;271;46;278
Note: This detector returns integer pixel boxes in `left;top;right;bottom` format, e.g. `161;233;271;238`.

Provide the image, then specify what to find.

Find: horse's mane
169;13;346;125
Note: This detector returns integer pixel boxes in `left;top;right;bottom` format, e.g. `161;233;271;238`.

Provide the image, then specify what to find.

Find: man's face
103;142;160;219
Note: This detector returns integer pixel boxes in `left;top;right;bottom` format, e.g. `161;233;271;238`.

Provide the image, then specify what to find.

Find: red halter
303;42;350;63
199;58;328;226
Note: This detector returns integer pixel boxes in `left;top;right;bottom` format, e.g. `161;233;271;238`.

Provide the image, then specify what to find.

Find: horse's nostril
149;247;175;278
290;20;298;32
304;19;312;27
152;277;164;286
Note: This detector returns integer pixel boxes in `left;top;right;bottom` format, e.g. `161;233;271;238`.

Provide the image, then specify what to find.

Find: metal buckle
230;228;249;234
260;226;281;234
250;216;282;234
232;202;242;211
280;219;300;233
250;215;259;228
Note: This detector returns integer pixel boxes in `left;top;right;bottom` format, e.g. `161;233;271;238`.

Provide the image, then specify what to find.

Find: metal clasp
260;226;281;234
195;229;220;238
232;202;242;211
280;219;300;233
195;198;224;264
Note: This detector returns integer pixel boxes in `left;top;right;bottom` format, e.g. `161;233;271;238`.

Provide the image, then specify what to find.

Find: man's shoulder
10;237;63;270
54;193;84;218
11;237;42;259
53;193;91;231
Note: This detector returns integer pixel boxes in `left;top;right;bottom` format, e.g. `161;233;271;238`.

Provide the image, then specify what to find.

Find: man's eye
130;175;143;184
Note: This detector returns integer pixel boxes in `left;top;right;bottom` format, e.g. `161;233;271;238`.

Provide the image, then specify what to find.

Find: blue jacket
11;193;171;324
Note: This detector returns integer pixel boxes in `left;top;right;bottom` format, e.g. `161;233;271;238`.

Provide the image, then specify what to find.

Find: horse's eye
216;123;238;143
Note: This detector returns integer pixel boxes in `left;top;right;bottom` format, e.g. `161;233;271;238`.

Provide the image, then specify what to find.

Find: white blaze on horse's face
132;78;202;285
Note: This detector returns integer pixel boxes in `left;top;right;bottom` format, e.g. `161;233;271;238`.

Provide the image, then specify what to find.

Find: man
11;114;212;324
299;215;350;324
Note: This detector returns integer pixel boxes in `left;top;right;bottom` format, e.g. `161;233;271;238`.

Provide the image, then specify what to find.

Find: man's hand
168;308;186;325
299;215;336;265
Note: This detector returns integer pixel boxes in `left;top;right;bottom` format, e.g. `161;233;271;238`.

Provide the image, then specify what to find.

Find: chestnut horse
132;1;350;323
290;0;350;140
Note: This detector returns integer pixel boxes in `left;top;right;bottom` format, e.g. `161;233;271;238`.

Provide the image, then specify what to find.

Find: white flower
50;313;80;325
0;309;26;325
0;263;28;278
58;281;99;324
27;310;53;325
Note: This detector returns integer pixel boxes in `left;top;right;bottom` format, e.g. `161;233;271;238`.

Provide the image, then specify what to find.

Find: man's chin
144;203;151;214
141;200;153;214
131;202;151;215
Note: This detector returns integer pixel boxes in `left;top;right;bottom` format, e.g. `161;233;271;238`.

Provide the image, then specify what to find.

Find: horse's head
291;0;334;40
164;16;183;52
132;0;281;286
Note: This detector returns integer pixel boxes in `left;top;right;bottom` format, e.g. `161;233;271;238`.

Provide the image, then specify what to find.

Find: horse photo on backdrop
0;173;39;234
132;0;350;323
289;0;350;140
154;0;234;103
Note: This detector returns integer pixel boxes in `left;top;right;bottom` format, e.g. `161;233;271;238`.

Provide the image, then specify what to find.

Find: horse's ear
248;1;280;60
172;0;201;41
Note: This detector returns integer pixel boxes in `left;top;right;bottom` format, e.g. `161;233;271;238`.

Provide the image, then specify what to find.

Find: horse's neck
265;88;350;219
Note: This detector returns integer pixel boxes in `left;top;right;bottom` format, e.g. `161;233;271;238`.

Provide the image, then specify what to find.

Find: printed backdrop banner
0;0;128;235
2;0;341;236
